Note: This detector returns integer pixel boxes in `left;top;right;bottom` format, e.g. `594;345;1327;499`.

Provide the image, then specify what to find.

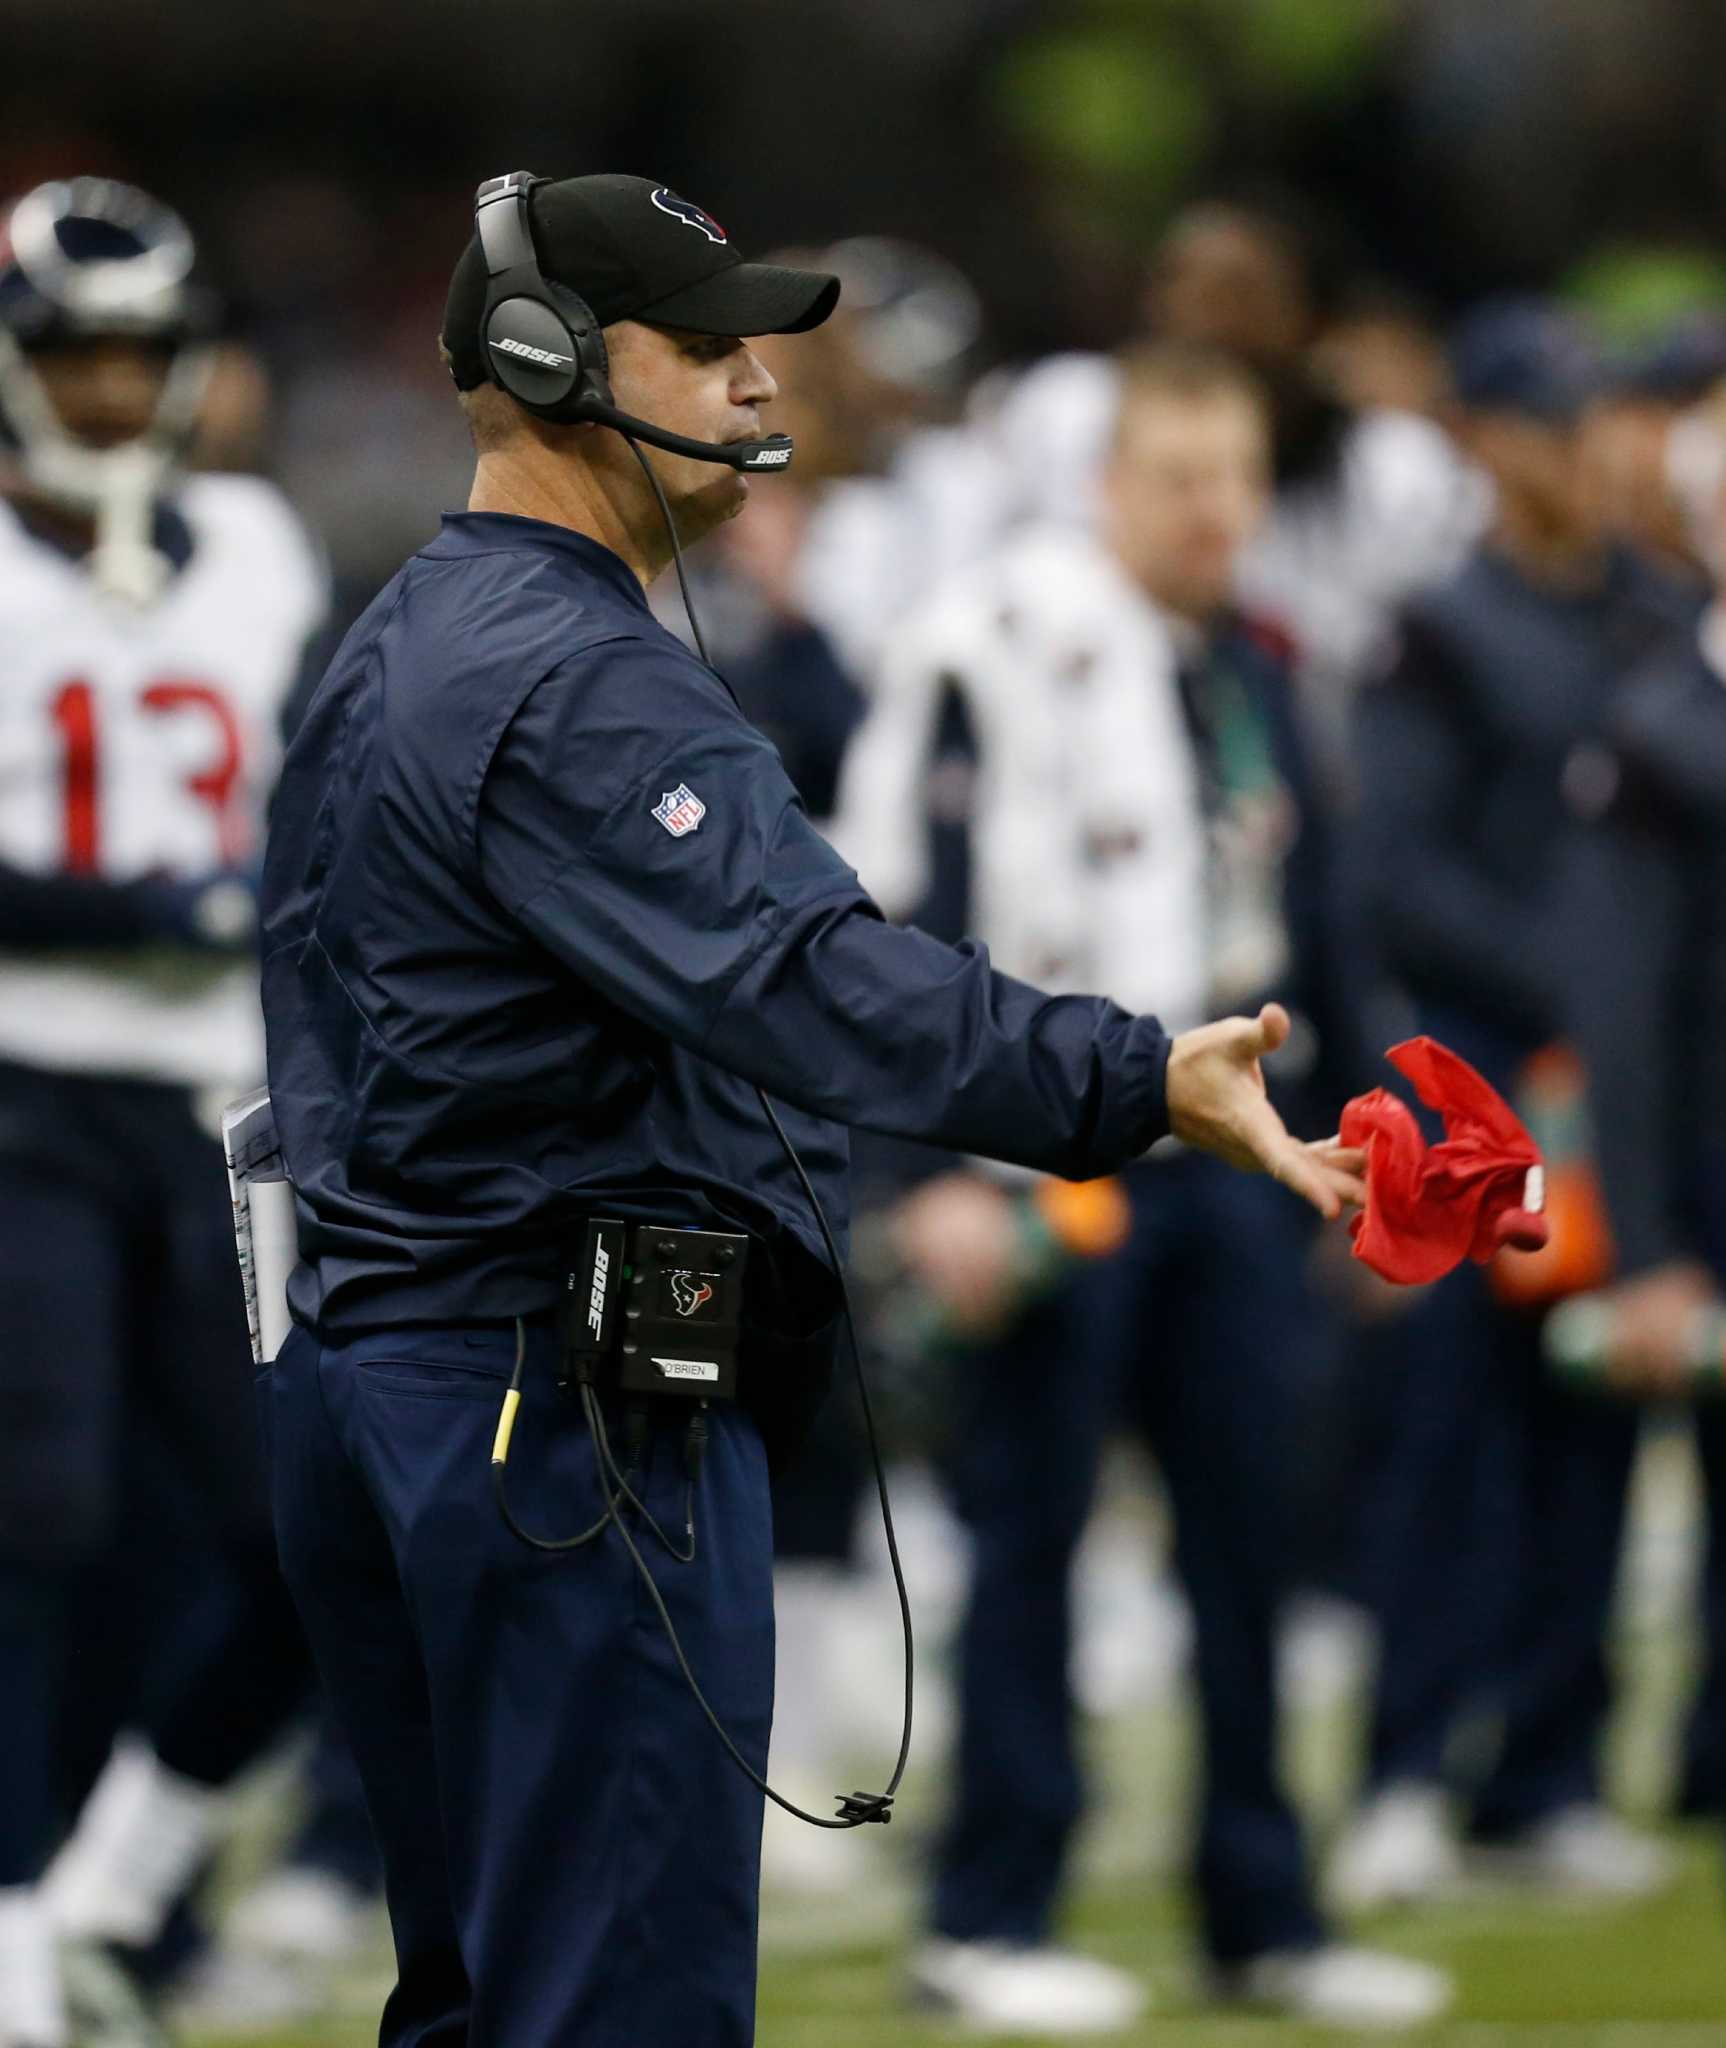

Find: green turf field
187;1837;1726;2047
184;1696;1726;2047
183;1436;1726;2045
760;1843;1726;2044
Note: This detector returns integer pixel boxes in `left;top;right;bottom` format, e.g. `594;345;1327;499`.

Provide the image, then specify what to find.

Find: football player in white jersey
0;178;326;2048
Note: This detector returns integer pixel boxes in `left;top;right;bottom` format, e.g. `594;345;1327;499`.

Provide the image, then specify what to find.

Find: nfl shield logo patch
652;784;706;837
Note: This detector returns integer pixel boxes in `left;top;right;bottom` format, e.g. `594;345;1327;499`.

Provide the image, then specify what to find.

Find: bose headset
473;169;796;474
473;173;911;1834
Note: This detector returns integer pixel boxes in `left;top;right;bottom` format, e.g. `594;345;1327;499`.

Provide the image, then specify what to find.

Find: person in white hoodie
977;195;1487;800
835;342;1449;2035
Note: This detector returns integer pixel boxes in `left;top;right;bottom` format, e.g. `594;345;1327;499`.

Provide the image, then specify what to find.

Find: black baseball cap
1610;311;1726;404
442;173;840;390
1450;298;1603;422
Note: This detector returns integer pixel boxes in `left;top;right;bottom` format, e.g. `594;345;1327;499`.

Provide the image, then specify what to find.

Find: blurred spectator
706;477;865;820
743;239;1007;688
1558;380;1726;1815
1332;299;1697;1913
1581;317;1726;589
838;343;1449;2033
1313;282;1456;420
982;196;1487;797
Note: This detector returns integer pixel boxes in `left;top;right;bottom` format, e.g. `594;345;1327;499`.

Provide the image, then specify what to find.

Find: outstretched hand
1166;1002;1368;1221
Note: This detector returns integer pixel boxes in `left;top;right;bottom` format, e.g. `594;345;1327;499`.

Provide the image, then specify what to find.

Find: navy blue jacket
261;514;1171;1431
1558;628;1726;1275
723;618;864;825
1354;544;1695;1084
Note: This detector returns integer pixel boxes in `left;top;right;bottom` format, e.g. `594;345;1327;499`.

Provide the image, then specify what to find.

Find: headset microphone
574;398;794;473
475;172;796;473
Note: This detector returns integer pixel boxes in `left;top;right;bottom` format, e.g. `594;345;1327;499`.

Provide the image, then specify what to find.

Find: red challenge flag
1341;1037;1551;1285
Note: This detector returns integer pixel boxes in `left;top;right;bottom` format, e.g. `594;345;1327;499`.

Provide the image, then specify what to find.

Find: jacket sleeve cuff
1077;1013;1172;1177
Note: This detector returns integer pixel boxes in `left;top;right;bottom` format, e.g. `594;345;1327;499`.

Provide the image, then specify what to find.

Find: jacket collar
426;513;649;612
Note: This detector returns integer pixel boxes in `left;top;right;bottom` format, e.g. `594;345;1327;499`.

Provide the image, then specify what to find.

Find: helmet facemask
0;179;217;604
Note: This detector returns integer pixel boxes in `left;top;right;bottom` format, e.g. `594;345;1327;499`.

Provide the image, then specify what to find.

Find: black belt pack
558;1218;749;1403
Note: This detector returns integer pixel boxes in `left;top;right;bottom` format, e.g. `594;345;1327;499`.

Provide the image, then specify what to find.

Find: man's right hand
1167;1002;1368;1221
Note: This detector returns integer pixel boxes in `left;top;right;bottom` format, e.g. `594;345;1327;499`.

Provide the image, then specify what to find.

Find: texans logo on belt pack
670;1272;715;1317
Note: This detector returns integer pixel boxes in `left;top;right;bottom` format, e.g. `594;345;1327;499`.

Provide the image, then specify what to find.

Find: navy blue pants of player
0;1062;307;1892
931;1154;1326;1967
1685;1393;1726;1816
1351;1260;1640;1831
264;1314;775;2047
1658;1154;1726;1818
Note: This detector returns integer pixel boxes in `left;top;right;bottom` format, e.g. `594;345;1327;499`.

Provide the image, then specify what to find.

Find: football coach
258;171;1367;2047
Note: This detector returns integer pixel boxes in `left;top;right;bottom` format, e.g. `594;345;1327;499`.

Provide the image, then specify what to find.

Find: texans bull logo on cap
650;187;728;245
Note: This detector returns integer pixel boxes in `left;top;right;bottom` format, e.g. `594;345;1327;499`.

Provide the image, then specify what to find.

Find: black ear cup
484;295;584;411
542;277;612;415
482;273;611;426
473;173;622;428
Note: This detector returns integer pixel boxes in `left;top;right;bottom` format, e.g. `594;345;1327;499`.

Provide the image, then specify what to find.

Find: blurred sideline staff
1583;317;1726;592
1559;379;1726;1813
0;179;325;2048
700;235;1003;690
835;344;1449;2033
1331;302;1698;1914
980;196;1487;796
699;203;1483;788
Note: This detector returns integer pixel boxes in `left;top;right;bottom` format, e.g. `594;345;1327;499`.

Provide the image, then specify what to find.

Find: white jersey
794;424;1014;688
0;474;325;1091
979;351;1489;788
832;522;1211;1031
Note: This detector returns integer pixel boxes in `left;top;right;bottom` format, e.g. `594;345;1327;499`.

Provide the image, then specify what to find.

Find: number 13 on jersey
42;674;252;877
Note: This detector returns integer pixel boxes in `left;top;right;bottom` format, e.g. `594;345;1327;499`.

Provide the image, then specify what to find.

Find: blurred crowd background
7;0;1726;605
12;0;1726;2039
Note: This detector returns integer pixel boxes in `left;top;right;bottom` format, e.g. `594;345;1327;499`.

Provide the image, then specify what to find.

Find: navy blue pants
265;1317;775;2047
1353;1258;1639;1829
1671;1154;1726;1815
931;1155;1325;1966
0;1062;306;1887
1682;1407;1726;1813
